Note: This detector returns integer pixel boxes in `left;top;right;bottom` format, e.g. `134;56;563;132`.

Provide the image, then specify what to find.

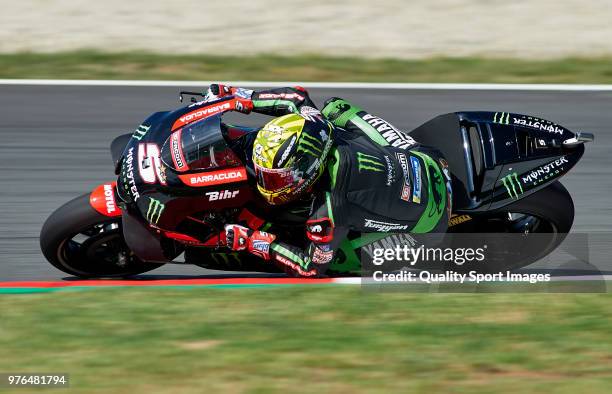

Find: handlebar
179;91;205;103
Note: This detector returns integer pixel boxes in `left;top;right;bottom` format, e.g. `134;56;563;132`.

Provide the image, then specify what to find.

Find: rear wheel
450;181;574;272
40;193;164;278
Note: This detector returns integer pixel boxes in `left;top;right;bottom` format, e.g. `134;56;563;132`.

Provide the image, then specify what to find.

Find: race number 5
138;143;167;185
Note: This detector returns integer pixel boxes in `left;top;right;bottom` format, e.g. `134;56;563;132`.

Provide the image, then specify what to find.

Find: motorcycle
40;92;593;278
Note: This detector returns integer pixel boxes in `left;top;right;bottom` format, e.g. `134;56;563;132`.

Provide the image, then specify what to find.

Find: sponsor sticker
311;246;334;265
132;124;150;141
395;152;412;202
146;198;165;224
305;218;333;242
123;147;140;201
513;116;565;135
410;156;422;204
275;254;294;266
102;184;116;214
172;101;233;130
501;172;524;199
273;254;317;277
361;114;417;149
205;190;239;201
521;156;568;186
310;224;322;233
170;130;189;172
234;88;254;99
364;219;409;232
258;92;304;101
275;135;297;167
356;152;385;173
383;155;395;187
89;183;122;217
179;167;247;187
252;239;270;253
449;214;472;227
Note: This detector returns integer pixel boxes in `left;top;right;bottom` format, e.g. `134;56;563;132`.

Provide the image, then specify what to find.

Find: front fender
89;182;122;217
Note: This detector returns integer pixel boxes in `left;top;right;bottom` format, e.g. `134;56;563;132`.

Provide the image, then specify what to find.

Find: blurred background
1;0;612;59
1;0;612;82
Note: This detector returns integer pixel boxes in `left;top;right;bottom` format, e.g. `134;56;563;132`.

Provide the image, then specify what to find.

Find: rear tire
494;181;574;233
40;193;164;278
450;181;574;272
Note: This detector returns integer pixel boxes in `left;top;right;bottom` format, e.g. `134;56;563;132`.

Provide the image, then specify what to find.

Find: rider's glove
224;224;276;260
205;84;254;114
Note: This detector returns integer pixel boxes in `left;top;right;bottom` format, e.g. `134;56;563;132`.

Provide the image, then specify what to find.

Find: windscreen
161;115;241;172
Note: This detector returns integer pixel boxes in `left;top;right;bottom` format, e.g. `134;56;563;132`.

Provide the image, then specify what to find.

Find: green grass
1;287;612;393
1;52;612;83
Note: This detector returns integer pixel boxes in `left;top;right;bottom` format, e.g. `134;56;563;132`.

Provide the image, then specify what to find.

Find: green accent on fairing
271;243;309;269
325;192;335;225
132;124;150;141
501;172;524;199
321;99;362;127
493;112;510;125
410;151;447;233
261;222;272;231
351;116;391;146
356;152;385;172
328;148;340;189
253;99;299;114
146;198;165;224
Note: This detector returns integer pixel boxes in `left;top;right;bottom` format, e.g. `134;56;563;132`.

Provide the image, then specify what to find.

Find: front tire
40;193;164;278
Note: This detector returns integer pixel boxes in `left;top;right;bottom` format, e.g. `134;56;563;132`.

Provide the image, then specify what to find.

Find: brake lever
179;91;205;103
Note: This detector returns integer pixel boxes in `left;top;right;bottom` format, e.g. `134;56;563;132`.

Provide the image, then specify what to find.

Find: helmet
253;113;334;205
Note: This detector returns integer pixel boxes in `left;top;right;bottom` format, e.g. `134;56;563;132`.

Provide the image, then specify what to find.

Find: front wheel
40;193;164;278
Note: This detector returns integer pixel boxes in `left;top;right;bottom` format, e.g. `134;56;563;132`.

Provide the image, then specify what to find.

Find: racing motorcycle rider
213;84;452;277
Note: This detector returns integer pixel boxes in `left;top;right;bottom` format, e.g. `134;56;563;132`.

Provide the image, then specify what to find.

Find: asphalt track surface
1;85;610;281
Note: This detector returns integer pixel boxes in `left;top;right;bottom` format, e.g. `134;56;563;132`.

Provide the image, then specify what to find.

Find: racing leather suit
225;86;451;277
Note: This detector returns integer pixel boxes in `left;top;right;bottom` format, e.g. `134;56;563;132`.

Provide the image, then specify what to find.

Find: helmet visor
254;163;298;193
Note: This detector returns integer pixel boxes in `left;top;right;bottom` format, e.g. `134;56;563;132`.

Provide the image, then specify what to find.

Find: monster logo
146;198;165;224
501;173;524;199
356;152;385;173
493;112;510;125
132;124;150;141
296;133;324;158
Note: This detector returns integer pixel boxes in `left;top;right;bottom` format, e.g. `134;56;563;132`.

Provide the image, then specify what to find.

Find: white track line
333;275;612;285
2;79;612;91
